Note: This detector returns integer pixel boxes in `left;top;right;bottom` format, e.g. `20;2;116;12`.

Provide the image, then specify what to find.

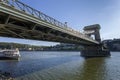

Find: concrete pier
81;50;111;57
81;45;111;57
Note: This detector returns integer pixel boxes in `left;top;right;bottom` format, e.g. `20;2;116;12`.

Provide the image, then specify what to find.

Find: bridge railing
0;0;95;42
0;1;73;31
0;0;66;27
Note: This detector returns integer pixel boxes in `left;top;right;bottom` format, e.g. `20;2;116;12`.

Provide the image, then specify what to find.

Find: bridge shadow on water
77;57;109;80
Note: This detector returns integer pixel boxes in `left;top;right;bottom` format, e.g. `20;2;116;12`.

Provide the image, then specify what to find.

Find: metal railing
0;0;95;42
0;0;67;28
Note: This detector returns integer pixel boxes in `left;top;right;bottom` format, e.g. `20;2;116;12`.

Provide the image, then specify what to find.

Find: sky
0;0;120;46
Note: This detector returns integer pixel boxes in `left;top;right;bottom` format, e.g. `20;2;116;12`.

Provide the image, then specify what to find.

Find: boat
0;49;21;60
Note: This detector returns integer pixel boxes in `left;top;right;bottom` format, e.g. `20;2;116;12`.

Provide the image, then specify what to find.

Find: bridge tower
81;24;110;57
83;24;101;42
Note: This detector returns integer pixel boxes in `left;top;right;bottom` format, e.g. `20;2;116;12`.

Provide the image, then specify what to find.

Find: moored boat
0;49;20;60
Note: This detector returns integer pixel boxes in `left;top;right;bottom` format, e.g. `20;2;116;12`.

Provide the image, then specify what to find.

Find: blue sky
0;0;120;46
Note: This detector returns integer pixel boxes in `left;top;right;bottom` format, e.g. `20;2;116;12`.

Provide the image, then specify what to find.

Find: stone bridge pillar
81;24;110;57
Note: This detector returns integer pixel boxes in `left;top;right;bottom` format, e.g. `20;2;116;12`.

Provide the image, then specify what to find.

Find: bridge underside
0;14;92;45
0;12;97;45
0;1;99;46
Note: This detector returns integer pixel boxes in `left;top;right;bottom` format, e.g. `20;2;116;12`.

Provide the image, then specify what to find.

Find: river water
0;51;120;80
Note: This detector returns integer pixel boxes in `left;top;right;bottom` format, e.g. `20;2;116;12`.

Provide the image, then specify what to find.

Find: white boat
0;49;21;60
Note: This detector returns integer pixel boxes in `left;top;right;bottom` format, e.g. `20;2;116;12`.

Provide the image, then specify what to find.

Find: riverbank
0;71;14;80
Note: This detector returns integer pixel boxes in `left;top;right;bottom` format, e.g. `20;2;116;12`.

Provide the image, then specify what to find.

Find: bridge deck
0;0;99;45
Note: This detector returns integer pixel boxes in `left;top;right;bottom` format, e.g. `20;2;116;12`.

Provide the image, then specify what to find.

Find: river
0;51;120;80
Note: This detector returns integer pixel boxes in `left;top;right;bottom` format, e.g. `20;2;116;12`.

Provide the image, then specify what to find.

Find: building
103;39;120;51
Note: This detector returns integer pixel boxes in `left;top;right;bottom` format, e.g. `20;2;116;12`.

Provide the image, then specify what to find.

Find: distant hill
0;42;49;51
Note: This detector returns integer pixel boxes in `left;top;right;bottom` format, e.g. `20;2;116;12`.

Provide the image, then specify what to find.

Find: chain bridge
0;0;110;57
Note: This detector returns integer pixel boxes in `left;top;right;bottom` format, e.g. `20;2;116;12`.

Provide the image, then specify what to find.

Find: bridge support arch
81;24;111;57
